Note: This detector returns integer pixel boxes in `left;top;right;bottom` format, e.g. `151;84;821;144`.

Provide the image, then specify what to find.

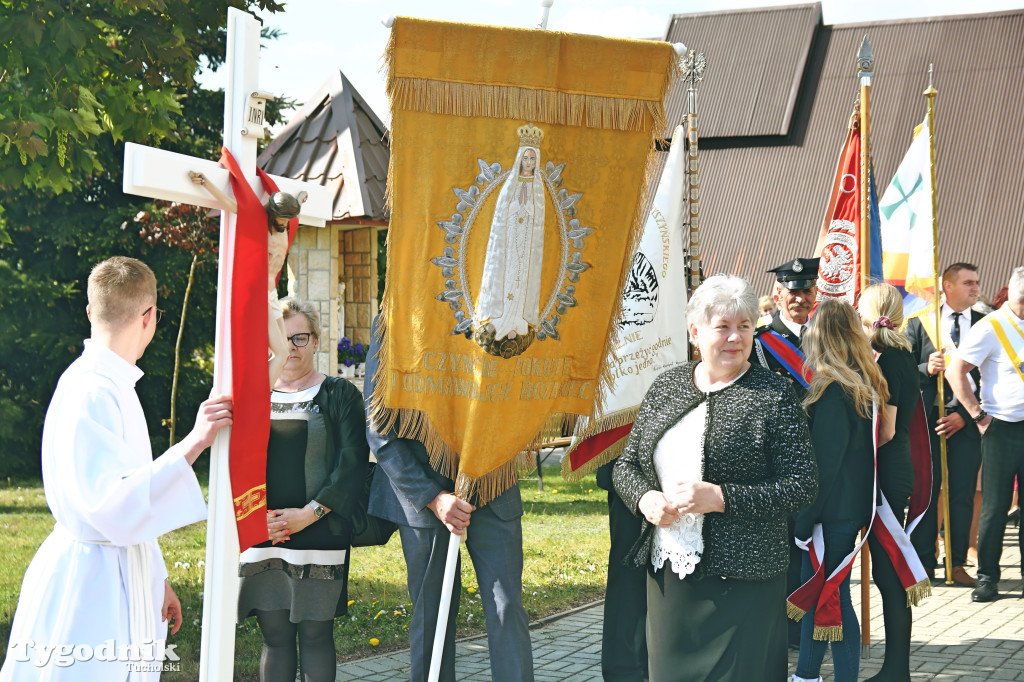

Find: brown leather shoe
924;566;935;580
951;565;977;587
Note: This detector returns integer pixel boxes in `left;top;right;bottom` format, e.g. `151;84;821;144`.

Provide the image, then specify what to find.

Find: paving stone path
336;523;1023;680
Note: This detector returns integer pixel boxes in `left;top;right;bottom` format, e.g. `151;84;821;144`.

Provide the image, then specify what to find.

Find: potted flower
337;337;367;378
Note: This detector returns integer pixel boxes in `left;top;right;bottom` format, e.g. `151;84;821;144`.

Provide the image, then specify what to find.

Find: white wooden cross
121;8;331;681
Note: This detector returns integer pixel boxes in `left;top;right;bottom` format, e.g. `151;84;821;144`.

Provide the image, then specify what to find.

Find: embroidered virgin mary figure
474;125;546;344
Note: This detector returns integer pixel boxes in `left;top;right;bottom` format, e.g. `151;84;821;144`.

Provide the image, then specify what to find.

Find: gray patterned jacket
612;362;817;581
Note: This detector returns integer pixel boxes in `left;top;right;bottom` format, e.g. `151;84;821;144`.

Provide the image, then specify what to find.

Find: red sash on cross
220;149;298;551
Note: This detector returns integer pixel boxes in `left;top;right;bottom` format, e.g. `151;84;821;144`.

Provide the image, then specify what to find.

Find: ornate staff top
857;35;873;78
681;49;707;87
924;62;937;97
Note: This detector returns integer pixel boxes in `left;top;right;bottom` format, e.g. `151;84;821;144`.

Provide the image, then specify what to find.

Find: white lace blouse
651;404;707;579
651;365;748;579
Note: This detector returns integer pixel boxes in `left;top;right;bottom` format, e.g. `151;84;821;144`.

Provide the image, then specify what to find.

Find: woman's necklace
695;362;747;393
274;370;321;393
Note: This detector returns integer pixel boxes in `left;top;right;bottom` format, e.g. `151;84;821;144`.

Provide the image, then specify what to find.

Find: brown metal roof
664;3;821;138
663;5;1024;300
259;70;389;222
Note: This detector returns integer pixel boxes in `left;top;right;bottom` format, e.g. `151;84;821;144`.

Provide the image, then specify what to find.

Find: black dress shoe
972;579;998;602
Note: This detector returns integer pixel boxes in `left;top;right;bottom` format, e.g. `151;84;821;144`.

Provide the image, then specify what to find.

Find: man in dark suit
749;257;817;648
906;263;984;587
751;258;819;402
364;320;534;682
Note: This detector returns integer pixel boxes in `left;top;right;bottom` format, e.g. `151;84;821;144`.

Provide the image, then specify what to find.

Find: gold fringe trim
906;578;932;607
383;21;679;137
786;602;807;622
559;434;629;482
388;78;666;133
559;406;639;482
812;625;843;642
572;406;640;442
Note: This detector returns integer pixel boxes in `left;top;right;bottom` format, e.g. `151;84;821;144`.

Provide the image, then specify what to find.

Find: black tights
255;610;336;682
865;502;912;682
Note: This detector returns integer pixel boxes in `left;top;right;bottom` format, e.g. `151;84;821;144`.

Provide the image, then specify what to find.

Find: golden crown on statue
517;123;544;147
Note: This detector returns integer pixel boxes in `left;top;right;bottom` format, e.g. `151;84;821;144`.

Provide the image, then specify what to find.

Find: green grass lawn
0;464;610;680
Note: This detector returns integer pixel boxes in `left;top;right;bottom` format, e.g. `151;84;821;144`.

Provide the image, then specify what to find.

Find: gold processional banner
373;17;680;503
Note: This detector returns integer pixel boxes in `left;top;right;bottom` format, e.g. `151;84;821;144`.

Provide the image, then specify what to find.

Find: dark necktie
951;312;962;347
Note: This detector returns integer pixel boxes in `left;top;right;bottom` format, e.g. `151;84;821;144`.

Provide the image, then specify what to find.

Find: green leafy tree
0;0;285;194
0;1;294;477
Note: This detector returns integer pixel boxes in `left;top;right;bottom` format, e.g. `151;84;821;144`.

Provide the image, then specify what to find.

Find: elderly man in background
751;258;819;400
946;266;1024;602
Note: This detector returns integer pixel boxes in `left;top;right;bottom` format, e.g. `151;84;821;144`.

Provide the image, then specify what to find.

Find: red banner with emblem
814;119;862;304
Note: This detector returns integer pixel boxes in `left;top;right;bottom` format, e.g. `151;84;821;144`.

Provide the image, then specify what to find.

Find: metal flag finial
924;62;938;97
680;49;706;87
857;35;873;76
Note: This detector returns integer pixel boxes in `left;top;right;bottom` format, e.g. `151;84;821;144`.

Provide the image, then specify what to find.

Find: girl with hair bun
857;282;921;682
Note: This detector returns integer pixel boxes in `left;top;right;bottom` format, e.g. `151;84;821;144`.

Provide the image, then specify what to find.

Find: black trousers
867;497;912;682
602;484;649;681
910;417;981;568
977;417;1024;582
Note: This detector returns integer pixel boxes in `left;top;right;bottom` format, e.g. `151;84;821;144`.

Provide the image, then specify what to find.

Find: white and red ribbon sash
870;491;932;605
788;403;879;641
788;395;933;636
868;392;933;605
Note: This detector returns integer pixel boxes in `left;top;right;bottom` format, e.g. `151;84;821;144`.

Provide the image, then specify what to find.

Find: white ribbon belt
54;524;155;647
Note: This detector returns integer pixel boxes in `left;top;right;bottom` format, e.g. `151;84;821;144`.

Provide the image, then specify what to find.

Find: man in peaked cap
750;258;819;401
749;257;818;649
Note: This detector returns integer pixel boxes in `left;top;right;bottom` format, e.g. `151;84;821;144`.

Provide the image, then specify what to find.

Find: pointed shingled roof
259;70;389;223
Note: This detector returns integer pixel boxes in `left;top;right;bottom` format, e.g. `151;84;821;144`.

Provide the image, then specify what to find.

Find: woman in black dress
237;298;368;682
613;274;817;682
859;283;920;682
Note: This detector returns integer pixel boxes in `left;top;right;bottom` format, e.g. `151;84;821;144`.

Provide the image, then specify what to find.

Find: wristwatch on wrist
309;501;326;519
972;410;988;424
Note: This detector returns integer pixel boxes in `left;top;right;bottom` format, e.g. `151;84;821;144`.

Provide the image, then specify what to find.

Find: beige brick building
259;71;388;375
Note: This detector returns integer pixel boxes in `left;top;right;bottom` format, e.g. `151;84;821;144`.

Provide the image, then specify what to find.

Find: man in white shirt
1;257;233;681
947;266;1024;602
906;262;985;586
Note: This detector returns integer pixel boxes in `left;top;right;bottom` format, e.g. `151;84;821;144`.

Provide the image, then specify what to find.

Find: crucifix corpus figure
187;171;306;387
121;8;331;681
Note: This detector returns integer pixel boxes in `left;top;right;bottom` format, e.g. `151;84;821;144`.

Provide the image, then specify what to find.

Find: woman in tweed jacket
613;274;817;682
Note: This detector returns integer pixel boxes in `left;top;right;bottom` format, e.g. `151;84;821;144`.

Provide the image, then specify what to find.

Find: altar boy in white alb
0;257;232;682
